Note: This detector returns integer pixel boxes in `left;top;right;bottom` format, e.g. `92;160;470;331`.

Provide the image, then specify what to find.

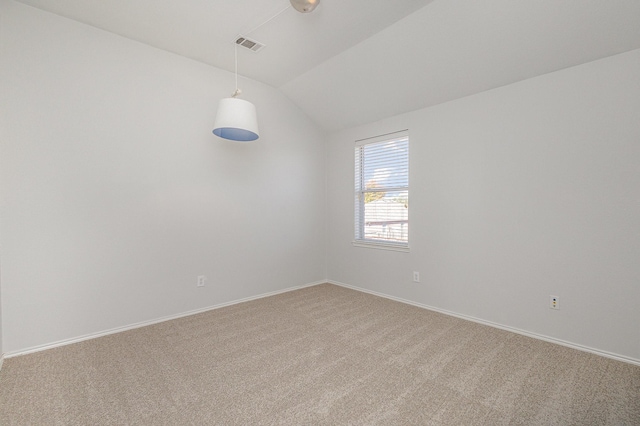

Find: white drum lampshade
212;97;259;142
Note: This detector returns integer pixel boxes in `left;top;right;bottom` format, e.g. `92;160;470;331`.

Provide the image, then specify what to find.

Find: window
354;130;409;250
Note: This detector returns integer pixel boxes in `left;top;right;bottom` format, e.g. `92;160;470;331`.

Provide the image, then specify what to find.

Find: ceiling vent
235;36;265;53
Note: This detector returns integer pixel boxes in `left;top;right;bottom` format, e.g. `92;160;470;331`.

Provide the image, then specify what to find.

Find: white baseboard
0;354;4;371
4;280;326;359
8;279;637;367
327;280;640;367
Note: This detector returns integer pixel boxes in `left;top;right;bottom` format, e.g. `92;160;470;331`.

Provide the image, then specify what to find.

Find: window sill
352;241;409;253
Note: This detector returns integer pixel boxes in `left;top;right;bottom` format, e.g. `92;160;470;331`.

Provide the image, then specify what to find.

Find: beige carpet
0;283;638;425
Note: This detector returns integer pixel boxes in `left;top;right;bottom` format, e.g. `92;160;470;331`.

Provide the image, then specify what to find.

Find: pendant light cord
231;4;293;98
232;43;240;97
243;5;291;36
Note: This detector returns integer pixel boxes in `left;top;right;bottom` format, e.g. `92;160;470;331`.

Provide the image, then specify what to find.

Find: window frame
353;130;409;252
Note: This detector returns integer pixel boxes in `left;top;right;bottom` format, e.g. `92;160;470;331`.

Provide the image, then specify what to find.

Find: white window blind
354;131;409;249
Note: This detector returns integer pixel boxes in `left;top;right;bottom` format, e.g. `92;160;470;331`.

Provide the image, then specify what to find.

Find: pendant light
212;43;259;142
213;1;320;141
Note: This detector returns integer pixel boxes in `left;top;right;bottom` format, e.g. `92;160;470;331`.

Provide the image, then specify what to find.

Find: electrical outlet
413;271;420;283
550;295;559;310
197;275;206;287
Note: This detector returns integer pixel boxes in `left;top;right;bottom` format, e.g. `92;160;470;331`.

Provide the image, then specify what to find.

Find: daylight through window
354;131;409;249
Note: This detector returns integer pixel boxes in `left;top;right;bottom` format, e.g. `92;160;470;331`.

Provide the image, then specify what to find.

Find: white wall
0;272;3;358
326;49;640;362
1;1;638;364
0;1;326;354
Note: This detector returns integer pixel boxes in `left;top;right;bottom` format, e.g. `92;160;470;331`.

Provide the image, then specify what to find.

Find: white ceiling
14;0;640;133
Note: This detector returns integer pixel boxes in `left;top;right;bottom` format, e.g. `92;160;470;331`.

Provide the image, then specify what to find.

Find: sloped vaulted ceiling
13;0;640;132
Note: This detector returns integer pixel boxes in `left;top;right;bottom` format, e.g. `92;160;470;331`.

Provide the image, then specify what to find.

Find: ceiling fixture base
290;0;320;13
